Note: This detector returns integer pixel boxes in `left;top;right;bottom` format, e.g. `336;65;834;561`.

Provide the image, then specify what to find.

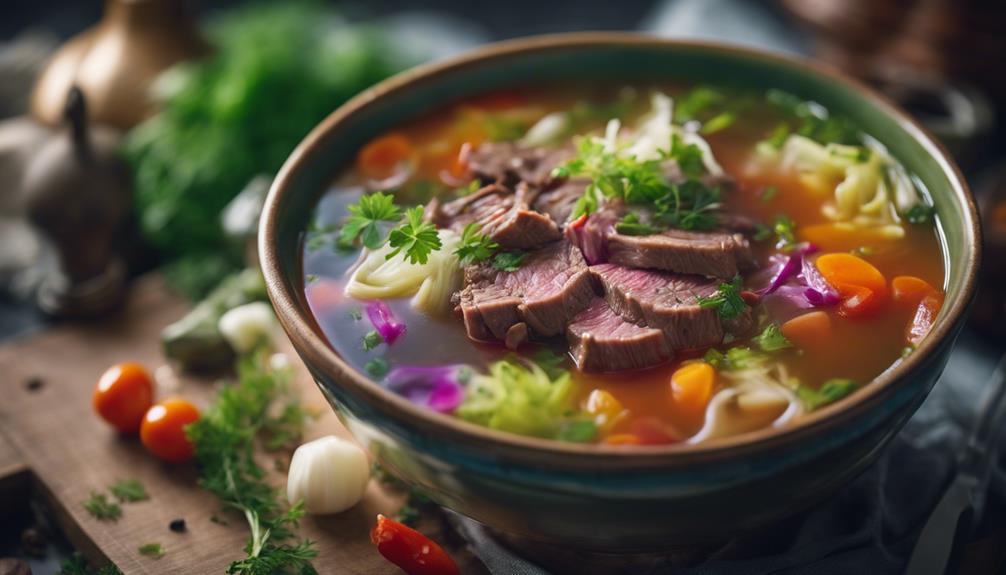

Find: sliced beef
531;178;588;226
568;298;671;372
467;142;573;188
607;228;753;279
434;182;561;250
590;263;753;349
456;240;594;342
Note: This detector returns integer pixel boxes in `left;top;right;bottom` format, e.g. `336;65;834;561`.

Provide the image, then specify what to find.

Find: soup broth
302;83;945;445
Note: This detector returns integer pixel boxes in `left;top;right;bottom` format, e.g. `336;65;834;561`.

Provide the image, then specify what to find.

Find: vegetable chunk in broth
302;83;946;446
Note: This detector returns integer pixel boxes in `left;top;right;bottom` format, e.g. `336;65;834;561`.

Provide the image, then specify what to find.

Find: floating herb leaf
696;275;748;321
362;330;383;351
453;223;499;266
754;324;793;352
493;251;528;272
365;358;390;378
338;192;401;249
797;378;859;410
386;206;442;265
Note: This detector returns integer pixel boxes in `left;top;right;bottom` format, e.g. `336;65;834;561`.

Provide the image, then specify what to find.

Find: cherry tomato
371;514;459;575
140;398;200;463
93;363;154;434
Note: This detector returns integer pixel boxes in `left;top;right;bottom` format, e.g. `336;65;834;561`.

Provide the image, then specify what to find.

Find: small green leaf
109;479;149;503
696;275;748;321
797;378;859;410
365;358;389;378
338;192;401;250
386;206;442;265
137;543;165;559
754;324;792;352
453;223;498;266
82;492;121;521
492;251;528;272
905;204;935;224
557;420;597;443
361;331;383;352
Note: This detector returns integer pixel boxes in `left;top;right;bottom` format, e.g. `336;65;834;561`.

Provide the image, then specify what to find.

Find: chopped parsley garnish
754;324;793;352
361;330;383;351
557;420;598;443
760;186;779;203
765;89;860;146
752;223;772;242
58;553;122;575
83;492;121;521
338;191;401;249
348;308;362;321
365;358;390;378
492;251;528;272
666;133;705;178
676;86;725;122
905;204;935;224
109;479;149;503
773;215;797;249
654;180;721;231
531;348;568;381
137;543;165;559
701;112;735;135
454;223;499;266
703;346;766;371
456;179;482;197
696;275;748;321
615;213;661;236
386;206;442;265
797;378;859;410
763;123;791;150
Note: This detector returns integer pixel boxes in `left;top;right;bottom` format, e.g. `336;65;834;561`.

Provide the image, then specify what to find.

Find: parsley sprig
386;206;442;265
338;191;400;249
696;275;748;320
492;251;528;272
453;223;499;266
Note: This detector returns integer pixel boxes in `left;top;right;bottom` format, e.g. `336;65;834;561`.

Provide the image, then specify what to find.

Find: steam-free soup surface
302;83;945;445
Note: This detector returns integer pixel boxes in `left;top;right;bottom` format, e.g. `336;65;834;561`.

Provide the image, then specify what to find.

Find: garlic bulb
217;301;275;354
287;435;370;515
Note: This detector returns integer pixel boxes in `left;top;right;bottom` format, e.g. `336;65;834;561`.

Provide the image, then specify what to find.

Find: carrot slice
815;253;888;317
780;311;832;351
357;133;414;180
892;276;939;308
670;362;715;416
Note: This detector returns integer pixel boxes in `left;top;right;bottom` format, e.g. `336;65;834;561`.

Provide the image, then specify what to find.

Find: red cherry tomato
140;398;199;463
93;363;154;434
371;514;459;575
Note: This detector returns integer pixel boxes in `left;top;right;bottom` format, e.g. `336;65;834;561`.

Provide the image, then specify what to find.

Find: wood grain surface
0;275;487;574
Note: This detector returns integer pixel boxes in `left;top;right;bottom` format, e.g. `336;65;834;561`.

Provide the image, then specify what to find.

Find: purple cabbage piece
385;364;468;413
801;254;842;305
366;300;406;344
760;243;817;296
757;243;840;309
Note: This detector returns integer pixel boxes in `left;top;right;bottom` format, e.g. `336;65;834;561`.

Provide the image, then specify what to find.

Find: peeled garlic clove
287;435;370;515
218;301;275;354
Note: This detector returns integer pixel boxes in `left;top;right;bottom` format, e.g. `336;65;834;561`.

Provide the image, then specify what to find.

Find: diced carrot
603;433;643;446
815;253;888;317
670;362;715;416
907;294;941;346
892;276;940;308
585;389;626;433
780;311;832;351
357;133;414;180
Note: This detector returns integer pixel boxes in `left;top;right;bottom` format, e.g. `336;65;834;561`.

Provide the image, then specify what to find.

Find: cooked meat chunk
590;263;753;349
531;178;588;226
466;142;573;188
435;182;561;250
456;240;594;342
568;298;671;372
607;228;753;279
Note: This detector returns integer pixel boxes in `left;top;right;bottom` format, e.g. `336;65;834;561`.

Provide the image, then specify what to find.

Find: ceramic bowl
260;34;980;553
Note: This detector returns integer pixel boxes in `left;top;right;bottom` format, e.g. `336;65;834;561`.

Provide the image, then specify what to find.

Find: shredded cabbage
691;358;802;443
766;134;923;239
344;229;461;315
455;358;575;438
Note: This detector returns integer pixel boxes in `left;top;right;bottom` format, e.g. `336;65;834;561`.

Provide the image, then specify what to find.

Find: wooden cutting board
0;275;487;574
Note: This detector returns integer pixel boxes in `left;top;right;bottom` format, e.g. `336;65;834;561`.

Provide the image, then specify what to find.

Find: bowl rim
260;32;981;470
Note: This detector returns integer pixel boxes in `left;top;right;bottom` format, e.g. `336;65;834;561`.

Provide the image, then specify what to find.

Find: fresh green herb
752;223;772;242
763;123;791;150
557;420;598;443
797;378;859;410
615;213;662;236
83;492;121;521
349;308;363;321
58;554;122;575
454;223;499;266
386;206;442;265
109;479;149;503
697;275;748;321
456;180;482;197
552;138;671;214
701;112;735;135
773;215;797;249
666;133;706;178
531;348;568;381
760;186;779;203
765;89;860;146
492;251;528;272
905;204;935;224
654;180;721;231
676;86;725;122
754;324;793;352
125;3;410;295
137;543;165;559
339;192;401;249
365;358;390;378
263;402;312;452
185;351;318;575
362;330;383;351
703;346;767;371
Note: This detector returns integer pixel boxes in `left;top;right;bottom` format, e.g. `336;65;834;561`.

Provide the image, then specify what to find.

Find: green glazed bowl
260;34;980;554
